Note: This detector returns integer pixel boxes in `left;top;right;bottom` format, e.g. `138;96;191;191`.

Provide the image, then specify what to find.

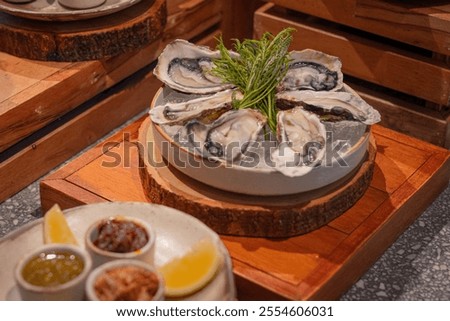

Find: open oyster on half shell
153;39;237;95
278;49;343;92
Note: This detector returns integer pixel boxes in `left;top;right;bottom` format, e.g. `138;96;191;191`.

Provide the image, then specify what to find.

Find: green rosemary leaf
212;28;295;133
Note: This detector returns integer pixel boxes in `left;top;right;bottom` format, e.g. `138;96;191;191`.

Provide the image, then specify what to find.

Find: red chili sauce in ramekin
93;218;149;253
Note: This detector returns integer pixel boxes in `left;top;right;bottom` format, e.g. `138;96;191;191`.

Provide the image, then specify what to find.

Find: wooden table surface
40;116;450;300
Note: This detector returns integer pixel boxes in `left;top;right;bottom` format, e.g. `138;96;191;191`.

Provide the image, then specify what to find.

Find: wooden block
0;39;164;153
0;0;226;154
267;0;450;56
0;3;228;201
0;0;167;61
0;65;162;202
355;0;450;37
345;79;449;147
163;0;222;43
220;0;265;46
40;116;450;300
254;4;450;106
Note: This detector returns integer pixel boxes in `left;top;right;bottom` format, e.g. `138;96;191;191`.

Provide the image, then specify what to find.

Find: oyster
177;109;267;162
272;107;326;177
150;89;235;125
153;39;236;94
276;90;381;125
279;49;343;92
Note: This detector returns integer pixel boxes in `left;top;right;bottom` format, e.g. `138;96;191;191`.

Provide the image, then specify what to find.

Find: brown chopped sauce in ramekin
94;266;159;301
93;219;148;253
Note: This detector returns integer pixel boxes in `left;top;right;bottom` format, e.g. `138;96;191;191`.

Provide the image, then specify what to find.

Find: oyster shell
153;39;236;94
177;109;267;162
150;89;235;125
272;107;326;177
276;90;381;125
279;49;343;92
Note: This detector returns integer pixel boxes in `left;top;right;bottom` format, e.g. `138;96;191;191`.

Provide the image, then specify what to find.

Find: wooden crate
255;1;450;147
0;0;225;201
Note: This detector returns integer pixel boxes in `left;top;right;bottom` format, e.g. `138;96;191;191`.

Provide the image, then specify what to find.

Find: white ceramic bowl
14;244;92;301
85;215;155;268
58;0;106;10
85;259;164;301
150;86;371;196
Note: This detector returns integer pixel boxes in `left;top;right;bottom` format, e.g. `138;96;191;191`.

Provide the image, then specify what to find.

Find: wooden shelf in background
256;2;450;147
0;0;226;201
255;4;450;106
266;0;450;55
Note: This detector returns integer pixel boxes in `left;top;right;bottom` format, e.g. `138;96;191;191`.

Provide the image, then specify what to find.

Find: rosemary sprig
211;28;295;133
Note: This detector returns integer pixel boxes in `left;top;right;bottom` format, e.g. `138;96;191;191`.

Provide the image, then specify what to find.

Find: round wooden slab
0;0;166;61
138;118;376;238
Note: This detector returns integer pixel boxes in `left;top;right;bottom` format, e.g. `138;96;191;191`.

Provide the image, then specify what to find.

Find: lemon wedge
43;204;78;245
159;239;221;297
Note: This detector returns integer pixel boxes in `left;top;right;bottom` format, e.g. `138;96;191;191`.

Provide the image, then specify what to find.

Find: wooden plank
346;79;449;147
0;65;162;202
372;123;446;154
39;116;450;300
67;142;149;203
302;152;450;300
266;0;450;56
40;179;108;212
254;4;450;105
196;29;222;48
233;260;290;300
39;28;224;207
355;0;450;35
162;0;222;44
369;134;429;194
0;0;224;154
220;0;265;46
223;226;347;285
0;54;72;104
0;39;162;153
328;187;388;234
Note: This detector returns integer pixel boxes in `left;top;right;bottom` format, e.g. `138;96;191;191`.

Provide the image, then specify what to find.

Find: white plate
150;86;371;196
0;0;142;21
0;202;236;301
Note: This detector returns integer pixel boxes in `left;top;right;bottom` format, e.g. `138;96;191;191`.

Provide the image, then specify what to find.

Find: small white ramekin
85;216;155;268
15;244;92;301
85;259;165;301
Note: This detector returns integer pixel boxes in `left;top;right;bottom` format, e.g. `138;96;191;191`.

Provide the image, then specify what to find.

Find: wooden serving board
40;116;450;300
0;0;166;61
138;118;376;237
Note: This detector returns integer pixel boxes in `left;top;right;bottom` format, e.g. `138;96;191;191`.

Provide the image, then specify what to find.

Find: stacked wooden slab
0;0;229;202
255;0;450;147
